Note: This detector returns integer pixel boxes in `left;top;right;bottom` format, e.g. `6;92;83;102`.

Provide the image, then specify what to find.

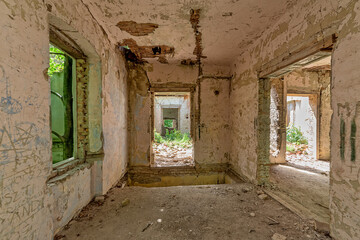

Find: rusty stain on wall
116;21;158;36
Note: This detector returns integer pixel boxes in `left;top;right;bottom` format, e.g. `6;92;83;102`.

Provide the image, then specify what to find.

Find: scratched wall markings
0;65;22;115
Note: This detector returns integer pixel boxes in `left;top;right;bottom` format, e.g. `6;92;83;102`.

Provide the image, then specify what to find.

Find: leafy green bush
154;129;192;148
48;44;65;77
165;129;183;141
154;130;164;143
286;125;308;145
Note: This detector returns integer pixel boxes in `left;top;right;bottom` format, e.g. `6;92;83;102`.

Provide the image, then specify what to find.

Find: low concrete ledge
128;163;230;187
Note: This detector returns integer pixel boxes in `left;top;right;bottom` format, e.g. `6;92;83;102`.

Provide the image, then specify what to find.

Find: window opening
49;44;75;164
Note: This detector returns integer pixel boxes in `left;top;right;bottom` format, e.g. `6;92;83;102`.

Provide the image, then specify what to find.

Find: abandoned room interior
1;0;360;239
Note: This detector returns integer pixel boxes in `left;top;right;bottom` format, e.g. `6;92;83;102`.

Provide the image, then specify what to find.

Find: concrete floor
270;165;330;224
286;153;330;175
56;183;330;240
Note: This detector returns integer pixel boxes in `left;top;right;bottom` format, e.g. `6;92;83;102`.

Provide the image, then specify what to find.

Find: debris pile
153;143;194;167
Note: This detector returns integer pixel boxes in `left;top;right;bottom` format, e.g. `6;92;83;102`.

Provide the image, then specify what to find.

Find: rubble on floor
57;183;331;240
270;165;330;224
153;143;194;167
286;153;330;175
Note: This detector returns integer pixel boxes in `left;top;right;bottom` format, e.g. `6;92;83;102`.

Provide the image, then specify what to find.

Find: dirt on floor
270;165;330;224
56;183;331;240
153;143;194;167
286;153;330;175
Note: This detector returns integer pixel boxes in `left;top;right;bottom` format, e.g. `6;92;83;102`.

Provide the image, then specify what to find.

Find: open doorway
285;94;330;173
268;54;332;175
263;49;333;224
152;92;194;167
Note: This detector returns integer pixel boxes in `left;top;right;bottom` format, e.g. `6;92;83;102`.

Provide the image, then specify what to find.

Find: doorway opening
262;49;333;224
285;94;329;173
152;92;194;167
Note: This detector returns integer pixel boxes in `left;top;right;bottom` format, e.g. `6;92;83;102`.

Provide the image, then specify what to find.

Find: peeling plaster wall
102;48;128;193
47;165;92;234
286;70;321;93
319;72;332;161
230;0;360;239
230;69;258;181
127;63;152;166
0;0;128;239
0;2;53;239
128;62;230;167
330;9;360;239
195;78;231;165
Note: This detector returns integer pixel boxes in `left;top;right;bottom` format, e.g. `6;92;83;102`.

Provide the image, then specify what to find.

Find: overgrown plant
286;125;308;145
154;129;192;148
286;144;296;153
163;119;174;128
154;130;164;143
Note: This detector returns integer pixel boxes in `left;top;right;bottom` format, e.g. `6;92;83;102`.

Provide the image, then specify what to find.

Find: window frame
49;46;77;165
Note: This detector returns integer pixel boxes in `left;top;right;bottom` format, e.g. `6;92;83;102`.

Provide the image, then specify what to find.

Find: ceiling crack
80;0;110;41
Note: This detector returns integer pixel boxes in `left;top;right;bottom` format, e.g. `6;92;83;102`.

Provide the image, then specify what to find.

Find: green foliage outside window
48;44;65;76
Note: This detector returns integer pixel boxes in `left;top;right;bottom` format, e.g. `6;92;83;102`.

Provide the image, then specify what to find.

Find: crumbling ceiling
82;0;296;67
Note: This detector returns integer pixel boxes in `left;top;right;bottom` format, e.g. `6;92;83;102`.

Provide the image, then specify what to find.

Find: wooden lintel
259;33;337;79
149;83;196;93
199;75;232;80
50;28;86;59
150;87;195;93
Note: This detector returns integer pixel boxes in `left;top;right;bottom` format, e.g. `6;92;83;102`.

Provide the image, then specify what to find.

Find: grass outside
154;129;192;148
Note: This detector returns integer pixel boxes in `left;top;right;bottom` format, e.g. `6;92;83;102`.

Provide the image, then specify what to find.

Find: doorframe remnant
149;84;196;167
256;33;336;185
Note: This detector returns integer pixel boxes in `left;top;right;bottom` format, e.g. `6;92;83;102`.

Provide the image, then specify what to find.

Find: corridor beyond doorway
152;92;194;167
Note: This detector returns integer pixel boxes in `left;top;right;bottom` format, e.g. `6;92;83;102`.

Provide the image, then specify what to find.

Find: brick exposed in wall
269;78;286;163
256;78;271;185
76;59;89;159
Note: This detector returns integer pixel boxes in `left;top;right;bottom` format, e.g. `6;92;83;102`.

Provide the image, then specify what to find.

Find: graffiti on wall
0;64;49;239
0;65;22;115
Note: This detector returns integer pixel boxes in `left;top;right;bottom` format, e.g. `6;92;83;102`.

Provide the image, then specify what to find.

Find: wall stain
351;119;356;162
